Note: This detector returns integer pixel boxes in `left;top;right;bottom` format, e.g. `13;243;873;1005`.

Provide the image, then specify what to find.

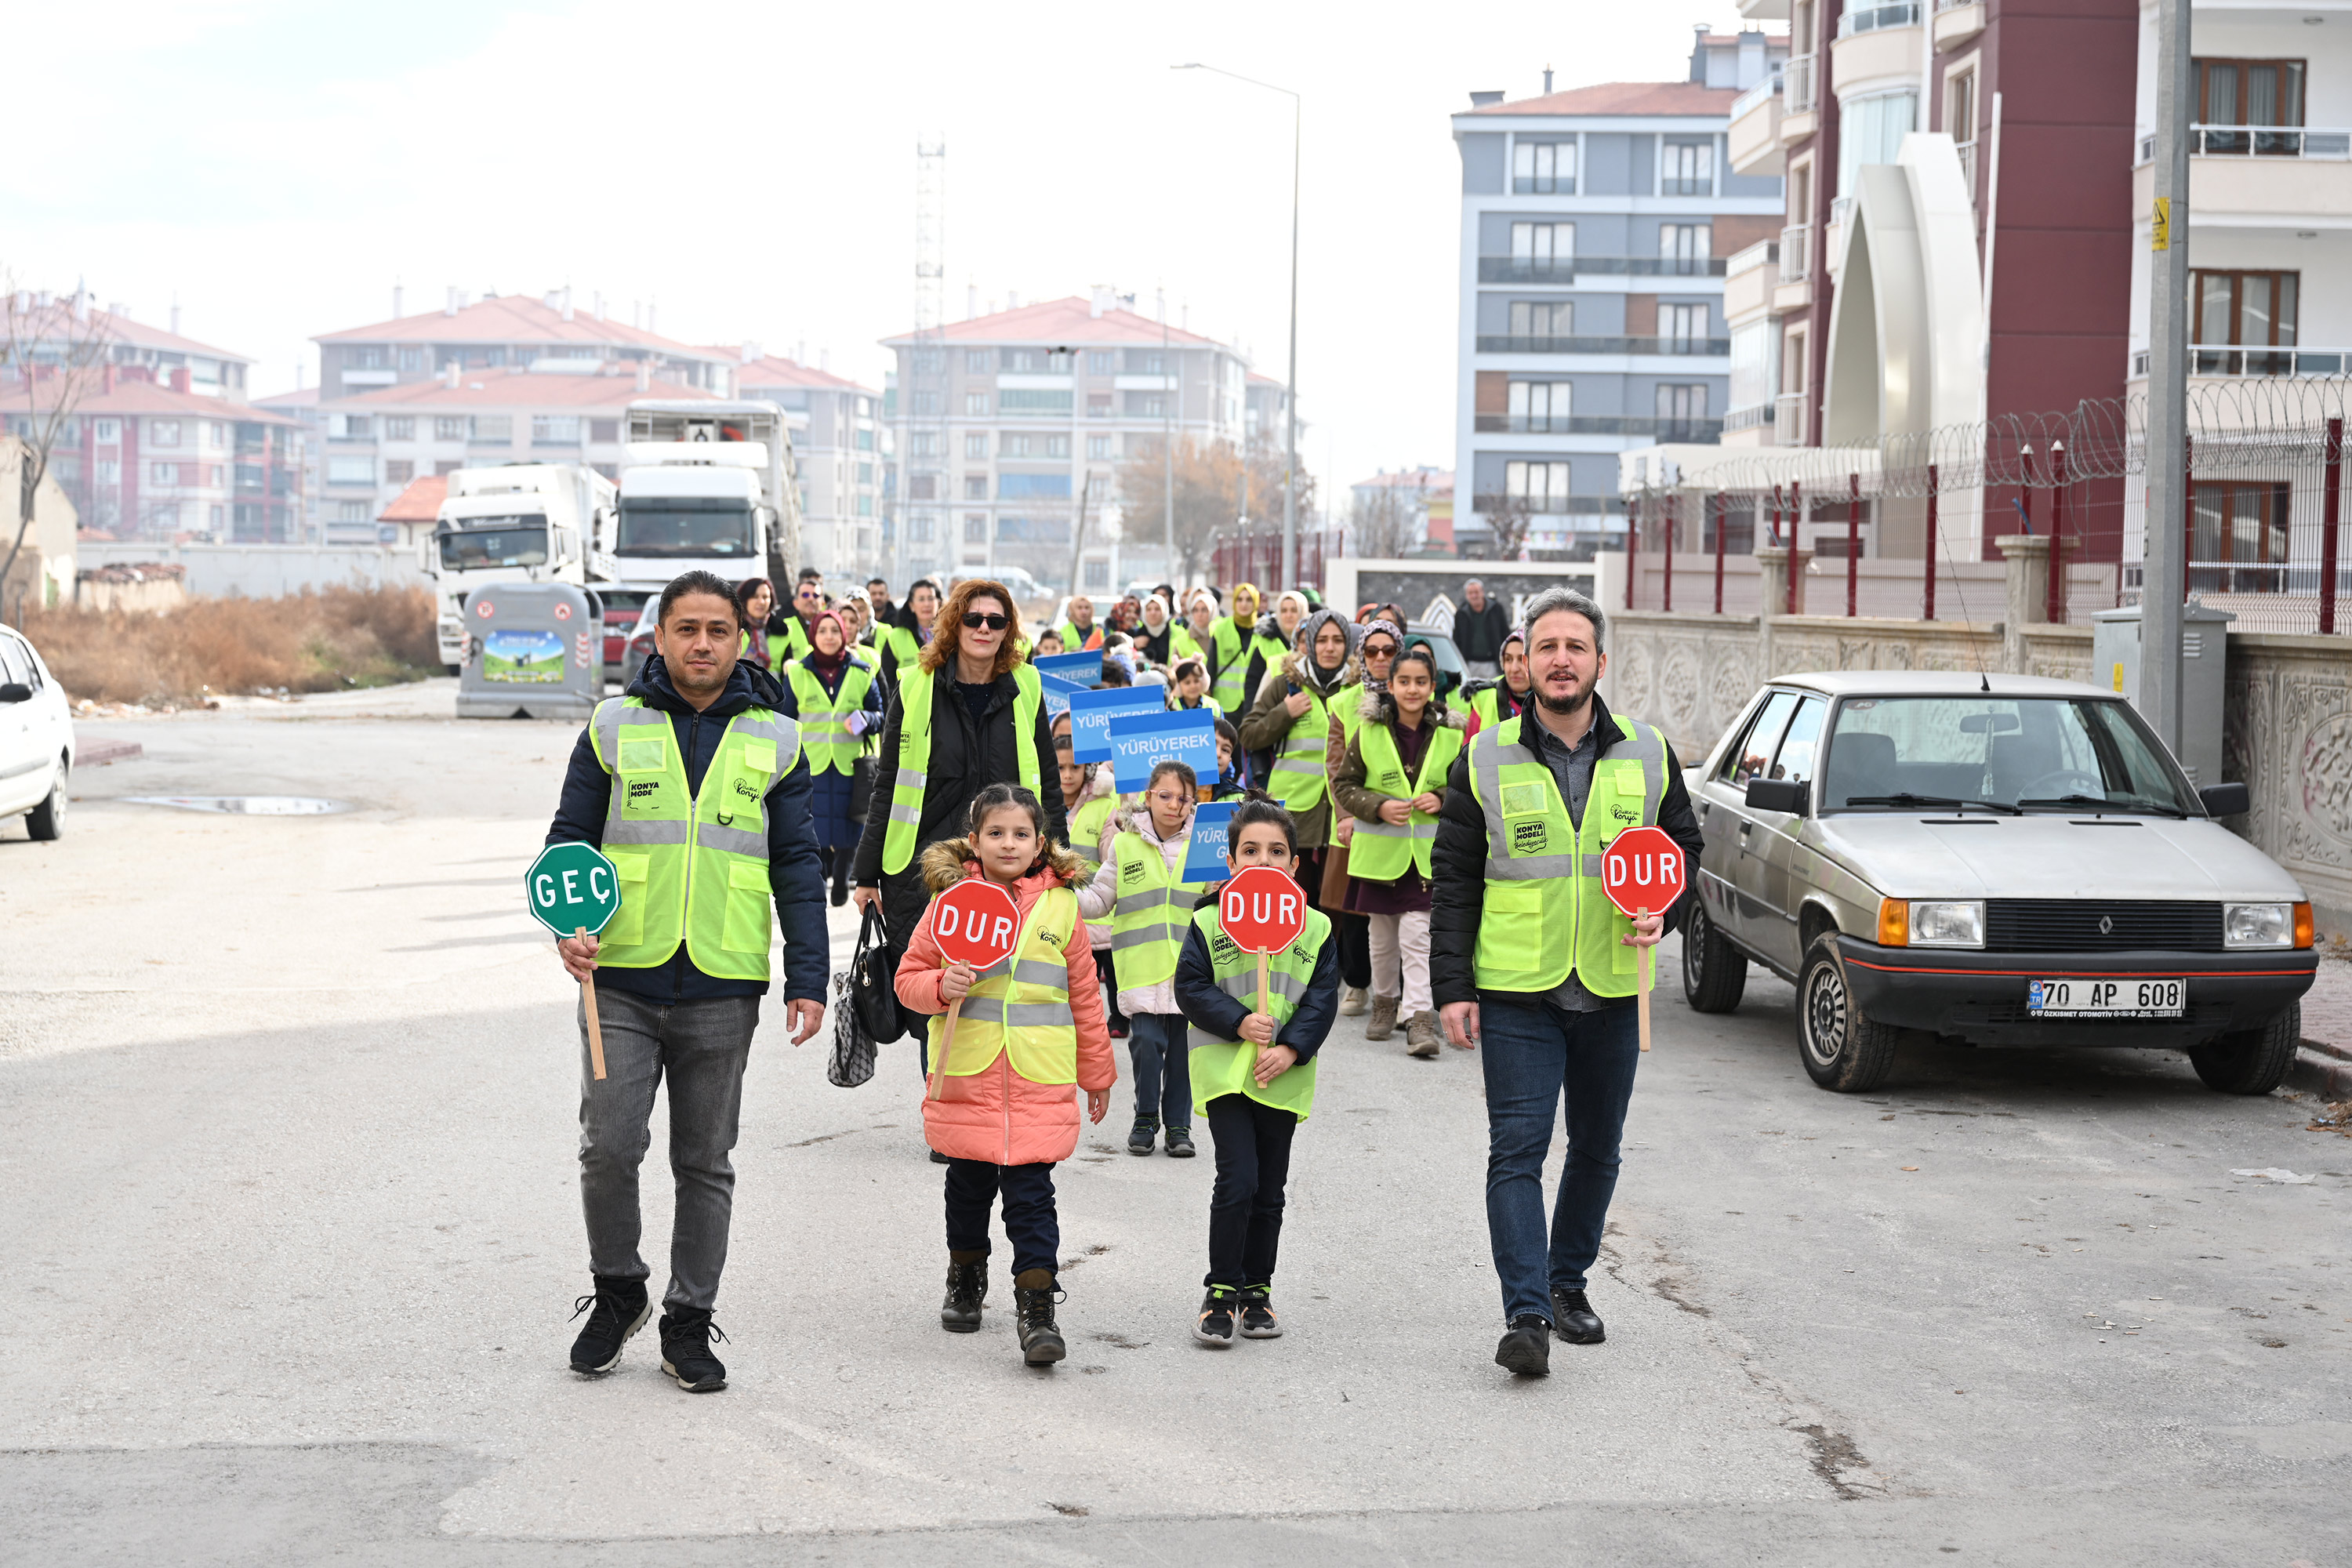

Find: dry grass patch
24;585;440;705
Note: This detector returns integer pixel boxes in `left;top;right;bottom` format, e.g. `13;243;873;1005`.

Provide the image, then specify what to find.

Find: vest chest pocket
720;860;772;953
604;852;650;946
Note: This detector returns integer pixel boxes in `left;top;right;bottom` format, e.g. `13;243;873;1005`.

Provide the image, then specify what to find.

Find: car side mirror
1745;777;1809;815
2198;782;2250;818
0;683;29;704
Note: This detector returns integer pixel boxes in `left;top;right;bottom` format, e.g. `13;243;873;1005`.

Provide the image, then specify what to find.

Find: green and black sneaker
1193;1285;1237;1348
1237;1283;1282;1338
1127;1116;1161;1156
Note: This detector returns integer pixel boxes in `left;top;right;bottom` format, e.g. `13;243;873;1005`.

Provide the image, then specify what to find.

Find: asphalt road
2;684;2346;1566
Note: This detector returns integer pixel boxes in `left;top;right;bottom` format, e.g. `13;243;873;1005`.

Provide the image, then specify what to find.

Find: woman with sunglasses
768;578;830;670
1318;619;1402;1018
854;579;1065;1047
877;579;942;701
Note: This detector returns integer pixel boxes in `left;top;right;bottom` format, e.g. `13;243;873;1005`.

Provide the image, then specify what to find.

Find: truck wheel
1797;932;1899;1092
1681;899;1747;1014
25;759;67;841
2188;1001;2300;1095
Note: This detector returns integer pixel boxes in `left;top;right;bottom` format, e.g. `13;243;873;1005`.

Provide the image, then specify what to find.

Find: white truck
611;400;801;623
423;463;618;670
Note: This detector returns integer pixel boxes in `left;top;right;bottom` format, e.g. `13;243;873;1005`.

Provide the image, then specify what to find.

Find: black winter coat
1428;691;1706;1011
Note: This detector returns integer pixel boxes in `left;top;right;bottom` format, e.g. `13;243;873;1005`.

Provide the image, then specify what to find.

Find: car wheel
2187;1001;2300;1095
1796;931;1900;1092
25;758;67;841
1681;898;1747;1014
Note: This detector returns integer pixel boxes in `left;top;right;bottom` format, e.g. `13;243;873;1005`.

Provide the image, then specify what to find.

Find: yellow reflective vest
781;657;873;776
1108;830;1214;989
881;664;1046;874
1348;719;1466;882
1185;904;1329;1120
1264;685;1332;815
932;886;1080;1084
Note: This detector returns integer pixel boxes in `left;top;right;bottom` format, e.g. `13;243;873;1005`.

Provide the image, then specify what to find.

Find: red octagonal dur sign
933;878;1022;969
1601;826;1686;919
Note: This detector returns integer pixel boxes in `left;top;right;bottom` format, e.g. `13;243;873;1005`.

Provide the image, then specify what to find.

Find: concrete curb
2290;1037;2352;1099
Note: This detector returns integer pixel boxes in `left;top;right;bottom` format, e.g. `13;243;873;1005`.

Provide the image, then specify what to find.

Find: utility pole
1163;292;1174;588
2140;0;2191;751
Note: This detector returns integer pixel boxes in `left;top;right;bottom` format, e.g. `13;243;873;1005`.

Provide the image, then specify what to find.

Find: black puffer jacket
851;662;1068;949
1428;691;1705;1011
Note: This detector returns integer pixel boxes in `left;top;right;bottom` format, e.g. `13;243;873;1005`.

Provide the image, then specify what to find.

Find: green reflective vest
781;657;873;776
1109;830;1213;989
880;623;922;684
1185;904;1330;1120
1264;684;1331;815
1054;621;1103;652
588;696;803;982
1466;713;1669;998
882;664;1046;875
1208;619;1247;712
1348;719;1466;882
932;885;1079;1084
1332;681;1370;746
768;616;815;673
1065;791;1117;884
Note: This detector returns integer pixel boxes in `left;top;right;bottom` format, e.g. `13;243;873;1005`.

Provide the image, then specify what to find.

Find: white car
0;624;74;840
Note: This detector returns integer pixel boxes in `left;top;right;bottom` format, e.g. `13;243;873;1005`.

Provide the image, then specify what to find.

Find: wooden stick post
577;926;607;1080
927;993;966;1102
1635;906;1653;1054
1255;950;1271;1077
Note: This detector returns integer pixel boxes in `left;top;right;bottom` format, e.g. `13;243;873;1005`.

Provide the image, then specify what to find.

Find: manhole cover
122;796;353;815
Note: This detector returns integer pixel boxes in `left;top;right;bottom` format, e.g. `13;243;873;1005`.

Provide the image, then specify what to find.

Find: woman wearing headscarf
1106;595;1143;637
1239;604;1359;913
735;577;778;671
877;578;941;701
1318;618;1403;1015
1465;626;1531;738
1134;593;1181;670
1207;583;1257;713
1240;590;1309;720
772;609;882;906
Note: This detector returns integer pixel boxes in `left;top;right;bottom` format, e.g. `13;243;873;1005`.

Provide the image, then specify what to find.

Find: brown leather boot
1366;993;1400;1040
1405;1010;1441;1058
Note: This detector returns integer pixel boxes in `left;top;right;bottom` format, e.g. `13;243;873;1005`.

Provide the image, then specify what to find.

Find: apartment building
725;348;888;582
880;290;1269;591
305;291;737;540
1719;0;2137;561
1452;29;1787;557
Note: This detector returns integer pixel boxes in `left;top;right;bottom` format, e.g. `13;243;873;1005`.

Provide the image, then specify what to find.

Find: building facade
880;290;1270;592
724;348;888;583
1453;30;1788;557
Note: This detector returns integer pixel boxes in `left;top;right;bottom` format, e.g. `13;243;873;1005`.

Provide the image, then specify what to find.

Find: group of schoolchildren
889;586;1513;1366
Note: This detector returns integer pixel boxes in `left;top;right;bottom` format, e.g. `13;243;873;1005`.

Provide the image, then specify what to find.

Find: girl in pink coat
895;783;1114;1365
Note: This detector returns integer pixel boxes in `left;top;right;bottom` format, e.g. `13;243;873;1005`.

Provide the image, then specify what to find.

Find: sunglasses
1363;641;1397;658
961;612;1010;630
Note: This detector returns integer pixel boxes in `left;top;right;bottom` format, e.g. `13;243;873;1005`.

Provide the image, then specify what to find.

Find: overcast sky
9;0;1748;503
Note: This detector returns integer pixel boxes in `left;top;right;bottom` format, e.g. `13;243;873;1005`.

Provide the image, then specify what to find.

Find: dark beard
1534;685;1592;718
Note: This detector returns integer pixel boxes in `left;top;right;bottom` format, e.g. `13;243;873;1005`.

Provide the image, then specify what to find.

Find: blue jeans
1479;997;1642;1325
943;1159;1060;1278
1127;1012;1191;1129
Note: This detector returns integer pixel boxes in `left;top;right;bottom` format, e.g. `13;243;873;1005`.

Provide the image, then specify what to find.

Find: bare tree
2;279;113;594
1348;477;1424;558
1483;492;1535;561
1115;434;1315;583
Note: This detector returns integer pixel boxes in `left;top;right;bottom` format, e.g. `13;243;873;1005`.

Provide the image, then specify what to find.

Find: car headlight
1908;900;1985;949
2224;902;2293;949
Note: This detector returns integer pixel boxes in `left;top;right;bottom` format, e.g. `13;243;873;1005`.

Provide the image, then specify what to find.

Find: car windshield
437;516;548;571
616;499;753;557
1817;695;2199;816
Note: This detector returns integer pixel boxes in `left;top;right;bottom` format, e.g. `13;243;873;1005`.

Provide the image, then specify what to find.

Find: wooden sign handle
1254;949;1270;1079
577;925;607;1081
1635;906;1652;1054
927;996;965;1102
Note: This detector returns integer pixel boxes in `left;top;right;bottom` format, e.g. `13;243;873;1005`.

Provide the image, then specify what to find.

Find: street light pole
1175;62;1300;590
2142;0;2192;754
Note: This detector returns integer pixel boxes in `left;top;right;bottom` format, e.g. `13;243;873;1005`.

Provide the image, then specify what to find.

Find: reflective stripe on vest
1183;903;1328;1120
1209;619;1247;711
1466;713;1668;998
782;658;873;776
768;617;815;674
1265;685;1331;815
1065;793;1116;884
882;664;1045;875
1106;833;1210;988
587;696;803;982
1348;720;1467;882
930;885;1079;1083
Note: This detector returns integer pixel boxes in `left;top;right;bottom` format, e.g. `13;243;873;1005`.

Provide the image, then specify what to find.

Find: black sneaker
1194;1286;1237;1348
1127;1116;1160;1156
1014;1269;1066;1365
929;1149;951;1164
567;1276;652;1374
1550;1287;1606;1345
1495;1313;1552;1377
1164;1125;1196;1158
941;1257;986;1333
659;1308;730;1392
1236;1284;1281;1338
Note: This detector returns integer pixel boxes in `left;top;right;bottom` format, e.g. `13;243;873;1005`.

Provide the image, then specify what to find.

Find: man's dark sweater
1453;597;1512;663
545;655;829;1004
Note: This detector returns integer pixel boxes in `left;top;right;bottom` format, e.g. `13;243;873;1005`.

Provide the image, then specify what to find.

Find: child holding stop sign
1171;795;1342;1347
895;783;1115;1366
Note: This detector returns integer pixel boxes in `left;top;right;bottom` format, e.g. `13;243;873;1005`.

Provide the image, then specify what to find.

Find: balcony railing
1779;223;1813;283
1773;392;1809;446
1956;139;1978;194
1837;2;1921;35
2132;345;2352;377
1478;255;1727;282
1726;239;1781;278
1475;334;1731;356
1786;53;1818;115
1730;71;1781;122
1828;194;1854;230
1722;402;1777;433
1473;414;1726;439
1936;0;1977;9
2143;125;2352;162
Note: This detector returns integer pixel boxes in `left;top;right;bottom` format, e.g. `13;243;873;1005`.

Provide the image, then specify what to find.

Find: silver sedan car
1682;671;2317;1094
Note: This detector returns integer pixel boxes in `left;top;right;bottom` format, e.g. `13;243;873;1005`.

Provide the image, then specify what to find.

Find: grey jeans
578;988;760;1311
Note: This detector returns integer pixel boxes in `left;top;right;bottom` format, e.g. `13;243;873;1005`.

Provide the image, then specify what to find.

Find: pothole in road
122;796;354;815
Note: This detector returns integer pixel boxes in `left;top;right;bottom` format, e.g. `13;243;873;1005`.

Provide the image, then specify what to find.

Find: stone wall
2226;633;2352;928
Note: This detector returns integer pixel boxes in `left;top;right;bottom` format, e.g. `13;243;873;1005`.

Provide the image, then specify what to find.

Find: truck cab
424;463;616;670
615;400;799;610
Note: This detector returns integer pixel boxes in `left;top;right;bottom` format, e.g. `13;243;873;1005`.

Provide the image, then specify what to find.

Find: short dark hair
868;576;889;589
1095;662;1132;688
1213;716;1240;755
659;570;742;630
1228;793;1296;856
1392;645;1440;687
797;567;823;583
967;782;1046;838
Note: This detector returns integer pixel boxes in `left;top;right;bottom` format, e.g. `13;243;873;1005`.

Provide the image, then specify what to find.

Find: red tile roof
252;386;319;411
718;350;873;394
378;474;448;524
314;293;730;361
0;376;299;423
879;296;1225;350
332;369;718;409
1467;82;1740;116
5;303;252;366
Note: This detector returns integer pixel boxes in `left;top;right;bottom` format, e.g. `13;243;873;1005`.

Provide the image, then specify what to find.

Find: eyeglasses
961;612;1010;630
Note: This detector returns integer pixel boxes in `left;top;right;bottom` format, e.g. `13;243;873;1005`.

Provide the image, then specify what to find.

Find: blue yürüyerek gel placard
1065;686;1169;762
1181;800;1237;882
1032;649;1105;686
1106;707;1219;791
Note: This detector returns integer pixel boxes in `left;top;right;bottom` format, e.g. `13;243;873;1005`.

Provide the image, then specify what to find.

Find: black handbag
848;753;877;825
826;969;877;1088
848;901;904;1044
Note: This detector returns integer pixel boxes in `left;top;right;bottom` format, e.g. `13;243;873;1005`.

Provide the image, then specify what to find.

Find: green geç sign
527;841;621;939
